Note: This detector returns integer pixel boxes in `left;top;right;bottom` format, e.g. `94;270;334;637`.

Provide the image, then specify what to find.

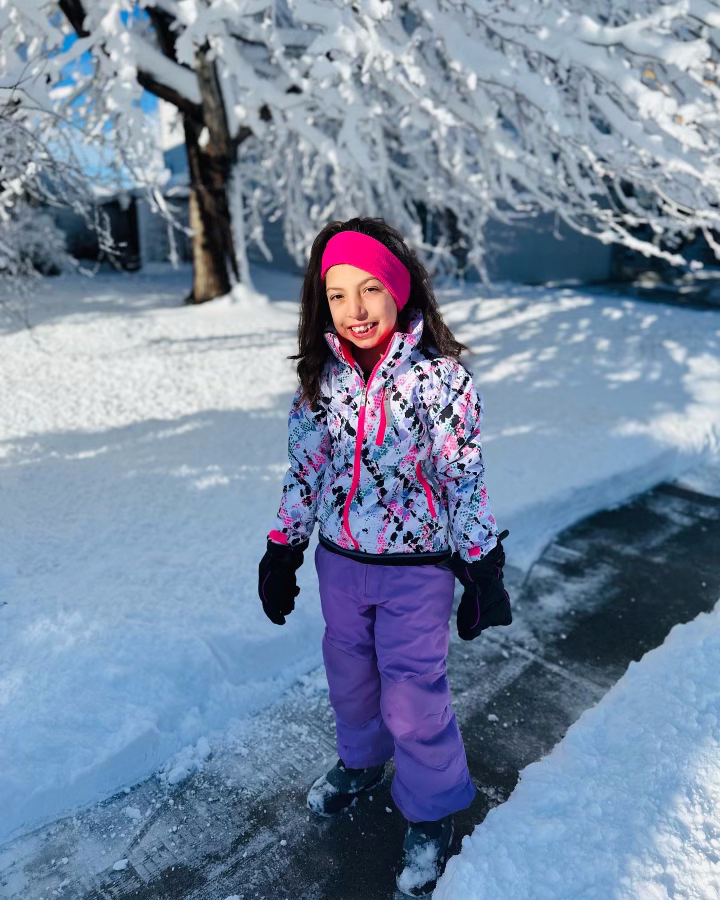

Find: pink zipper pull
416;461;437;518
375;386;387;445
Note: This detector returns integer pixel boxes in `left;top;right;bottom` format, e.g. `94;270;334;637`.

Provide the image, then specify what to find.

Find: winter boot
396;814;455;897
307;758;385;816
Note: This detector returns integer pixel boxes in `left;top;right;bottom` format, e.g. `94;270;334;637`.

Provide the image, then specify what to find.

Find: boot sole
307;766;385;818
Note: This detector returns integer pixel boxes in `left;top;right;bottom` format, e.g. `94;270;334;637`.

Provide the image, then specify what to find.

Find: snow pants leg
315;543;476;822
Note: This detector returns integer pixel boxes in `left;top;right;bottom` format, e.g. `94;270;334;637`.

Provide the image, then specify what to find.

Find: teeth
351;323;375;334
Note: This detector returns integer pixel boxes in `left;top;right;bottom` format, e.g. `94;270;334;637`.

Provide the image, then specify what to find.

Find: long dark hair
290;217;469;409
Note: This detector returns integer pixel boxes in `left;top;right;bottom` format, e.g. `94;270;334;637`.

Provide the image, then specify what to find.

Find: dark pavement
3;480;720;900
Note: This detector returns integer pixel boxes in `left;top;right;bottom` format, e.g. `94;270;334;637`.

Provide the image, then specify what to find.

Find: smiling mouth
348;322;377;336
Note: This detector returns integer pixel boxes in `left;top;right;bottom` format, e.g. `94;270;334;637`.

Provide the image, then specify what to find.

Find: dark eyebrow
325;276;377;293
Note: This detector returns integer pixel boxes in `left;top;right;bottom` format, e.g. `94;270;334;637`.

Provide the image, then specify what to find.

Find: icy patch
112;859;129;872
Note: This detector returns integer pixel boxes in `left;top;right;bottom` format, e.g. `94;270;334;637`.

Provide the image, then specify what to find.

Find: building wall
53;194;613;286
51;207;98;260
51;200;140;268
136;196;192;266
245;212;612;285
246;217;305;275
482;211;613;284
245;212;613;285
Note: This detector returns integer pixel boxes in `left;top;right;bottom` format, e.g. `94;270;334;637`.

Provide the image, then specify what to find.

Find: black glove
258;538;309;625
448;530;512;641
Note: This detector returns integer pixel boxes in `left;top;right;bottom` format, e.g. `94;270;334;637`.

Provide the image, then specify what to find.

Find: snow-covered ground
435;594;720;900
1;266;719;846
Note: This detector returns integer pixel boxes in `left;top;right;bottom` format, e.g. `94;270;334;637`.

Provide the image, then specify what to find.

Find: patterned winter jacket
267;307;499;561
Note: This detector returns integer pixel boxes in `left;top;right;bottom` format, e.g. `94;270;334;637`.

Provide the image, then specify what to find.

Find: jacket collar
324;307;424;375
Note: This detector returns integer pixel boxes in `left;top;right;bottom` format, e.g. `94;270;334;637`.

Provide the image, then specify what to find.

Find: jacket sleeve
428;359;499;562
267;385;332;547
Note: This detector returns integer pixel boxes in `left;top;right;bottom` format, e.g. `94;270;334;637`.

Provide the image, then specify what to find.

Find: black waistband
318;533;453;567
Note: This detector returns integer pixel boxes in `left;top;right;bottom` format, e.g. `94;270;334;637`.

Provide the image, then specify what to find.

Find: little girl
258;217;511;897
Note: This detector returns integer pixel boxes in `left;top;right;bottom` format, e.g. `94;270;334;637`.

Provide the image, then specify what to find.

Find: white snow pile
1;267;719;846
158;735;212;786
435;599;720;900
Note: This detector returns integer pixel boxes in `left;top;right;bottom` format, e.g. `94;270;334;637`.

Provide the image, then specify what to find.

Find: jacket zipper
375;386;387;446
416;461;437;518
342;349;394;550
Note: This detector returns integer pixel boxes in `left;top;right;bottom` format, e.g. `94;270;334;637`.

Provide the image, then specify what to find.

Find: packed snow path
2;477;719;900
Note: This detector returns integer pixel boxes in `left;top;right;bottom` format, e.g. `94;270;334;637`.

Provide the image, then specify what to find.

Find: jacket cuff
266;532;310;553
459;535;498;562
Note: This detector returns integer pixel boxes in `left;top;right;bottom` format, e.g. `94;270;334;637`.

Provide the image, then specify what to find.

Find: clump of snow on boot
307;760;385;816
306;773;336;817
397;838;441;896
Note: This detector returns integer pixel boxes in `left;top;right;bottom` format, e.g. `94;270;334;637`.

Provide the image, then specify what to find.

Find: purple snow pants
315;543;476;823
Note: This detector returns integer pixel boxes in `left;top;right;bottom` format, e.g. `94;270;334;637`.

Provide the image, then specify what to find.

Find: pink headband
320;231;411;311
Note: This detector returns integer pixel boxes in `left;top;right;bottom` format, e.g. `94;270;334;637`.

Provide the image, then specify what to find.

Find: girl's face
325;264;398;351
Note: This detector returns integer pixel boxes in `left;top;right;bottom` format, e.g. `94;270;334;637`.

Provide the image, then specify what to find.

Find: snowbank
435;597;720;900
1;268;719;845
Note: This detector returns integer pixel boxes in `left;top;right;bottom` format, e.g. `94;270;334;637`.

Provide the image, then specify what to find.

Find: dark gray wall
482;211;612;284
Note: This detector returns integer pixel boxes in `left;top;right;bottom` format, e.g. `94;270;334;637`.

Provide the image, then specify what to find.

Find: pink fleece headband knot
320;231;411;312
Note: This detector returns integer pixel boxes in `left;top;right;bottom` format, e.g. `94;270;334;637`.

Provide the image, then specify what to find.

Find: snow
129;33;203;107
435;597;720;900
677;464;720;500
397;836;441;895
6;0;720;301
1;266;719;846
306;772;337;816
159;736;212;786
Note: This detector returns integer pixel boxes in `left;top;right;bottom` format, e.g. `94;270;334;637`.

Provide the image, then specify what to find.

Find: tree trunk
143;16;241;305
61;3;246;304
182;115;238;304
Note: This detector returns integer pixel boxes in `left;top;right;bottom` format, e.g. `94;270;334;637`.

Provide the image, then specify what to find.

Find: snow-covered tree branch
0;75;91;303
2;0;719;300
